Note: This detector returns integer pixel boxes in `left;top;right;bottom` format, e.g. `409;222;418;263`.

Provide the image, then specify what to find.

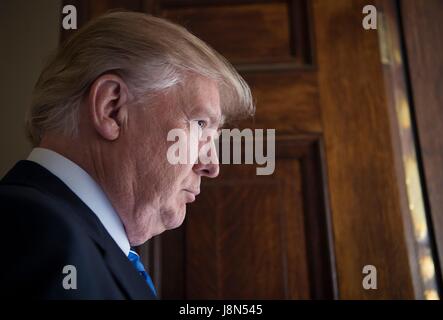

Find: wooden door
62;0;434;299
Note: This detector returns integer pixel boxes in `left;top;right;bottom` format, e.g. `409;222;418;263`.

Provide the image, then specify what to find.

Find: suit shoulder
0;184;88;246
0;185;119;298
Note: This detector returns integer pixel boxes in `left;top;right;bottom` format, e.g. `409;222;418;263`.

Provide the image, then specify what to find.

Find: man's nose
193;161;219;178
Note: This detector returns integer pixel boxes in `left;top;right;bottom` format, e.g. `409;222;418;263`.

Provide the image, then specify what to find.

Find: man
0;12;253;299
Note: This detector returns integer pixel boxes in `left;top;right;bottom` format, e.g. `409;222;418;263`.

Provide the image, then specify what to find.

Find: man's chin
161;205;187;231
167;212;186;230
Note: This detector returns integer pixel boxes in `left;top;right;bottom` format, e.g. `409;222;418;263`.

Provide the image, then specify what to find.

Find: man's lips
184;188;200;196
184;189;200;202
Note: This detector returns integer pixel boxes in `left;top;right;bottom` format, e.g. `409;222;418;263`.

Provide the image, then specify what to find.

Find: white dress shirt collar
27;147;130;256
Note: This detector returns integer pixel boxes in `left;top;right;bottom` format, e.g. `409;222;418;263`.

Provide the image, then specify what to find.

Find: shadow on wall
0;0;61;177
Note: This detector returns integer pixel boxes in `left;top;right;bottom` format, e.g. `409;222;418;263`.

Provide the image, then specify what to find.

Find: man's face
121;76;221;244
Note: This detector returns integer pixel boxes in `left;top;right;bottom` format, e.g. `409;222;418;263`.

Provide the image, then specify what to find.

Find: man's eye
197;120;207;129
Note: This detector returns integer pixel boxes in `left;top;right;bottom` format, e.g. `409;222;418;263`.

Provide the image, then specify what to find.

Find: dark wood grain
240;70;321;134
312;0;415;298
162;0;312;67
162;2;295;65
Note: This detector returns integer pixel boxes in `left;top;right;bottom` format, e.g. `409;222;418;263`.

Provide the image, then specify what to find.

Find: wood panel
312;0;415;298
240;70;321;134
161;0;312;66
163;2;292;65
188;160;307;299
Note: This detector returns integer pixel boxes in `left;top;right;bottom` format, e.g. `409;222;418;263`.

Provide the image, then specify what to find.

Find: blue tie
128;249;157;297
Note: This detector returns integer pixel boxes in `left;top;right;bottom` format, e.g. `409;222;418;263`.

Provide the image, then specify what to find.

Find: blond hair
26;11;254;146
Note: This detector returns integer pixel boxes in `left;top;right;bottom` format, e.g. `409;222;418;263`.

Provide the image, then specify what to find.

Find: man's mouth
184;189;200;202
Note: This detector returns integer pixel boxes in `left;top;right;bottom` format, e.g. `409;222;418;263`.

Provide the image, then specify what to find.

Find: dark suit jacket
0;160;156;299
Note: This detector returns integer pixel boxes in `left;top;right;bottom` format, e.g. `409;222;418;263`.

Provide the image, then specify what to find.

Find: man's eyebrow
198;105;224;128
211;113;225;129
188;103;224;128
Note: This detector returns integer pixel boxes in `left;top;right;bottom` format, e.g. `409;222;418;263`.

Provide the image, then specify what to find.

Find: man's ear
88;73;131;141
